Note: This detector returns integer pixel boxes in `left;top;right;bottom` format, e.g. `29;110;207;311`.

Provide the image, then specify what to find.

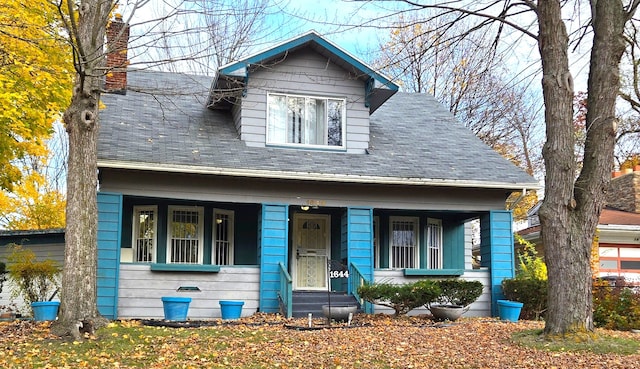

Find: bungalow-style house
518;168;640;283
93;19;538;320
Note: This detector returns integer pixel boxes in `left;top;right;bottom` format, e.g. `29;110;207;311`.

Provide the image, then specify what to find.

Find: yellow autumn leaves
0;0;71;229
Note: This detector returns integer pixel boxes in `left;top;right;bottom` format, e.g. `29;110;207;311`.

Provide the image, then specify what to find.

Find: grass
2;317;639;368
512;329;640;355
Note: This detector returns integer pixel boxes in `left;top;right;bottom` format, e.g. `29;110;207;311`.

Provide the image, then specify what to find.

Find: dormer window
267;93;345;149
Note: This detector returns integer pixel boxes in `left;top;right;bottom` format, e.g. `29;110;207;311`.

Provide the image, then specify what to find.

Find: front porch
97;192;515;320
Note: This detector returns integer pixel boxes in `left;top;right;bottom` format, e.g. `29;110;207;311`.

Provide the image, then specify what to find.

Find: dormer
206;31;399;153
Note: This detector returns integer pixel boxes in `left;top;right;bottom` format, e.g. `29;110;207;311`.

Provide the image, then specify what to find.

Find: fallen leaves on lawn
0;315;638;368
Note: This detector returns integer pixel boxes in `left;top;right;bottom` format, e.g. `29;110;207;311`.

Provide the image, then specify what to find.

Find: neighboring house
518;168;640;283
94;20;538;320
0;229;65;314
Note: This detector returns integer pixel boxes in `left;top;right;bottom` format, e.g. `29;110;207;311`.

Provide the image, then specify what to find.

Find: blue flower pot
219;300;244;320
161;297;191;321
32;301;60;321
497;299;523;322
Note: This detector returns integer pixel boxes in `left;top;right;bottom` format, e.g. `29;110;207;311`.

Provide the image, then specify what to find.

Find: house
518;168;640;283
0;229;65;314
94;19;538;319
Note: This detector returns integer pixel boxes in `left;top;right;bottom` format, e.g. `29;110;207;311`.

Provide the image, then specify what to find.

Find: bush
593;278;640;330
502;278;548;320
432;279;483;307
358;279;441;316
7;245;61;306
501;235;548;320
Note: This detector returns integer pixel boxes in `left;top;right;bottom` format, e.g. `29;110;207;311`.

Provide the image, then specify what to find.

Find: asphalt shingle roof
98;70;537;188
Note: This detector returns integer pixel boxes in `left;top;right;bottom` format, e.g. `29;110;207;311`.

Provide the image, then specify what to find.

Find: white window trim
166;206;204;264
426;218;443;269
213;209;235;265
266;92;346;150
131;205;157;263
389;216;419;269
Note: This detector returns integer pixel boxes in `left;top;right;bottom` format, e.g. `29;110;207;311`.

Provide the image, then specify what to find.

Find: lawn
1;314;639;368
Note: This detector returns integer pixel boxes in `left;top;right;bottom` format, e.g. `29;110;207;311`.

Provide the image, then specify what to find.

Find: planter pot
219;300;244;320
322;305;358;321
429;305;468;322
32;301;60;321
497;299;523;322
161;296;191;321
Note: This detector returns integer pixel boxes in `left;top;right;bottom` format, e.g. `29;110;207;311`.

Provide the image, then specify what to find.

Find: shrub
358;279;441;316
432;279;483;307
501;235;548;320
502;278;548;320
593;278;640;331
7;245;61;306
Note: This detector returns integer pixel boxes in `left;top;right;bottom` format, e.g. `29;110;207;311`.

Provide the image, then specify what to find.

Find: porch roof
98;70;538;191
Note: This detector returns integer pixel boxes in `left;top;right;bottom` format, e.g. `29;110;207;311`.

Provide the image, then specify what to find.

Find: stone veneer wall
606;171;640;213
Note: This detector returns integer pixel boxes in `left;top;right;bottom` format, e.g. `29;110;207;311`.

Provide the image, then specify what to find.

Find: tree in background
0;122;67;230
371;0;638;337
0;0;72;191
376;15;541;220
133;0;281;75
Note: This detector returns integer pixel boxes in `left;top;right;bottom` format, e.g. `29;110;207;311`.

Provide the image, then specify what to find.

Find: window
390;217;418;268
599;245;640;276
132;206;157;263
426;218;443;269
213;209;234;265
167;206;204;264
267;93;345;148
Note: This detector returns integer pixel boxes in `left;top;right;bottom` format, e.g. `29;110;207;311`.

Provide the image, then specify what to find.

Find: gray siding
237;49;370;153
100;169;510;212
0;243;65;315
117;264;259;319
372;269;491;317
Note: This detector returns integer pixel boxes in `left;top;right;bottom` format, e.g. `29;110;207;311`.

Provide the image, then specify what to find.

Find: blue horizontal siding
482;210;515;316
259;204;288;313
97;192;122;319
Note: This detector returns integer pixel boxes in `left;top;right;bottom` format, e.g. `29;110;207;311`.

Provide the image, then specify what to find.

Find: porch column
479;210;515;316
342;207;374;313
258;203;289;313
97;192;123;319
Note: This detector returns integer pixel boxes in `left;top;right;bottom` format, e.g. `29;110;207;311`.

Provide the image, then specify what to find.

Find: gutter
98;160;541;191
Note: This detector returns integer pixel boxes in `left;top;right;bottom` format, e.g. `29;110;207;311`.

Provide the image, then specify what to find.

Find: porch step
291;291;360;318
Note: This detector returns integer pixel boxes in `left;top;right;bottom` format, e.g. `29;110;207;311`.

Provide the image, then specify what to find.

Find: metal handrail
278;262;292;318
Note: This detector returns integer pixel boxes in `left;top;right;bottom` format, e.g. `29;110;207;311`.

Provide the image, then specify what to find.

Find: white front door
293;214;330;290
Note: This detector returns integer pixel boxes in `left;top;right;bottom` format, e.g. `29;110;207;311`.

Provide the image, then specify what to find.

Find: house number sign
328;260;349;279
329;270;349;279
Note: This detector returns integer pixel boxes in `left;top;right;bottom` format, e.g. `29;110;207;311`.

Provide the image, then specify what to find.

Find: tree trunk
539;0;628;336
51;0;113;339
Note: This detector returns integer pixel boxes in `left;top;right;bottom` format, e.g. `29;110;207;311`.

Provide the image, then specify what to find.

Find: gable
208;31;398;114
233;47;371;153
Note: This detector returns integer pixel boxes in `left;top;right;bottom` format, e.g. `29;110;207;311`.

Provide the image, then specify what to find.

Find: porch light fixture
300;205;310;211
215;218;223;224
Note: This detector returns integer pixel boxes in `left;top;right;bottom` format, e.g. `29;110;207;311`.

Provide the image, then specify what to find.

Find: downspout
509;188;528;210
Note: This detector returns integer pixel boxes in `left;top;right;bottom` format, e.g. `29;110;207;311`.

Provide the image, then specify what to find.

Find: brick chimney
607;167;640;213
105;14;129;94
